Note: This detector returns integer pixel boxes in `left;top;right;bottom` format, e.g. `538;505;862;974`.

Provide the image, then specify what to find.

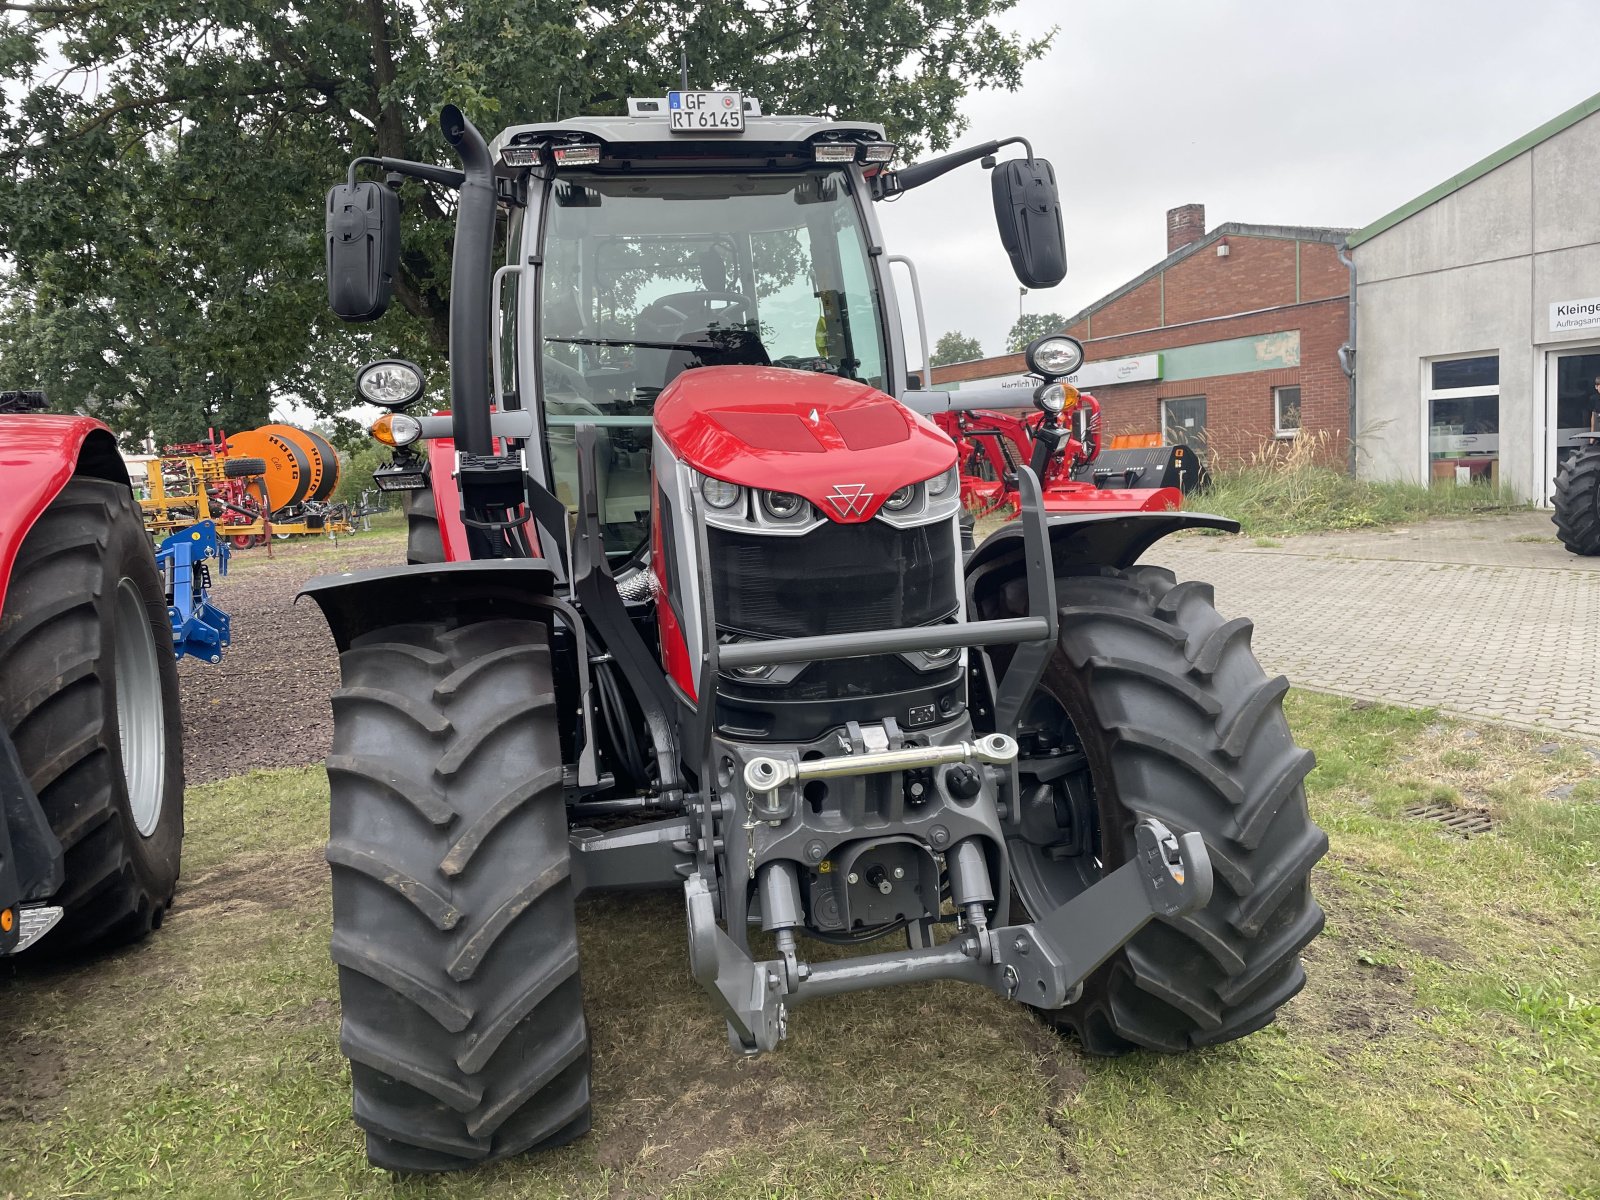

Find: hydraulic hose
440;104;496;457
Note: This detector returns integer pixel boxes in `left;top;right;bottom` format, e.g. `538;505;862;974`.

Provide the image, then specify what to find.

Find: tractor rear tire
996;564;1326;1054
0;477;184;952
404;486;444;564
325;617;589;1171
1552;442;1600;555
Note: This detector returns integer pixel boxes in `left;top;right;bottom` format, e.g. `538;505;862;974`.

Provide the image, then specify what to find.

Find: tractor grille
708;517;958;639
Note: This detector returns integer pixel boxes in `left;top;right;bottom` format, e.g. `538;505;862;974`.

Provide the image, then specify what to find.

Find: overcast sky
875;0;1600;363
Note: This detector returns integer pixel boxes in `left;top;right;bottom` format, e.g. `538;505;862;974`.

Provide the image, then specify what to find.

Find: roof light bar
553;144;601;166
499;144;541;168
861;142;896;163
812;143;857;163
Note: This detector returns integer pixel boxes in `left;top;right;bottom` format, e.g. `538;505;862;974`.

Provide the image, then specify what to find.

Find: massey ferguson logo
827;483;873;518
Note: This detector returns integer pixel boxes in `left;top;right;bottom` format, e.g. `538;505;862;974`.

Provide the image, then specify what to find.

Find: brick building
930;205;1355;464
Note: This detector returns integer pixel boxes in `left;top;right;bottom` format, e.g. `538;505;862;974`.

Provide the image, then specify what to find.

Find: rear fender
0;415;130;614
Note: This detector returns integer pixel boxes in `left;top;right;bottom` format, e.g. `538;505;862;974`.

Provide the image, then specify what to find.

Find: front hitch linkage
685;818;1213;1054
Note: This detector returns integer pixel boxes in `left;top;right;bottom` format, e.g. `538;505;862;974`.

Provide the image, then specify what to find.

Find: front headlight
926;464;958;498
356;359;426;408
883;484;917;511
701;476;744;510
760;490;807;520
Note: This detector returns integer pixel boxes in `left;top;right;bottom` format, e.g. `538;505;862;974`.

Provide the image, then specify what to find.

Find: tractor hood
653;366;956;523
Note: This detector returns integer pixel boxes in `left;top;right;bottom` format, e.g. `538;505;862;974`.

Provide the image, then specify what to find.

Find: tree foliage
1005;311;1067;353
930;330;983;366
0;0;1052;446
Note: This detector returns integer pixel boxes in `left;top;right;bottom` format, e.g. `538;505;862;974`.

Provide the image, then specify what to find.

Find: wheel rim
113;577;166;837
1009;683;1106;915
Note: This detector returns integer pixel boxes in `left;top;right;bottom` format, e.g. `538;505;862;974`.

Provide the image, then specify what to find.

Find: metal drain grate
1403;802;1494;837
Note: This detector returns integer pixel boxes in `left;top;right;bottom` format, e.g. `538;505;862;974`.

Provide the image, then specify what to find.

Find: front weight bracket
987;818;1213;1009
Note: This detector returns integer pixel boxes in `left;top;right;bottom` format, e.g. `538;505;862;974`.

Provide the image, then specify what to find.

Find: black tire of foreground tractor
326;618;589;1171
0;476;184;952
222;455;267;478
1552;443;1600;555
993;564;1327;1055
404;486;444;564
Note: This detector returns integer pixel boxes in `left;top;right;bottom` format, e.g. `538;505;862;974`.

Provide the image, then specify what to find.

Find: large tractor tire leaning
404;486;444;564
991;565;1326;1054
1552;442;1600;556
0;477;184;951
326;618;589;1171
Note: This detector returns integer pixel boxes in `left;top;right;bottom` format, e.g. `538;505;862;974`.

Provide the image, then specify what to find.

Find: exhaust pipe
440;104;495;457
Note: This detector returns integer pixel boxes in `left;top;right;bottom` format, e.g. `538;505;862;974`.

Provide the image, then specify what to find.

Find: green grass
2;696;1598;1199
1196;466;1526;538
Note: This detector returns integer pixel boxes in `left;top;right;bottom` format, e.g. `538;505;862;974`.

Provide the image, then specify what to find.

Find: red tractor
0;391;185;959
310;97;1325;1172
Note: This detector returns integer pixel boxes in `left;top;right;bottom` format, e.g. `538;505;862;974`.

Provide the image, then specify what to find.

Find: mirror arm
875;135;1033;199
347;155;467;190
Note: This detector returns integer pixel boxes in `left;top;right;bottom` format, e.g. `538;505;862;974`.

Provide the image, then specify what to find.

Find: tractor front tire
404;486;444;564
0;476;184;951
326;617;589;1171
1552;442;1600;555
997;565;1326;1054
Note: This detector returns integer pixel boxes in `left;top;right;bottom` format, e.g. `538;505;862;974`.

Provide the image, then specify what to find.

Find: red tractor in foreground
311;97;1326;1172
0;392;185;959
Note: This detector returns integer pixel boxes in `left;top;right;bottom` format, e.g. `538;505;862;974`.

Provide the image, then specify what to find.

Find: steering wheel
636;291;753;341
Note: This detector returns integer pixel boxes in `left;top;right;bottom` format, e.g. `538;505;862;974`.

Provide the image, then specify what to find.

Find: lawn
1;694;1596;1199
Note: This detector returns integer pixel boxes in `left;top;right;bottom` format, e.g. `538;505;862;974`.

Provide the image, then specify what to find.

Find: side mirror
326;180;400;322
991;158;1066;289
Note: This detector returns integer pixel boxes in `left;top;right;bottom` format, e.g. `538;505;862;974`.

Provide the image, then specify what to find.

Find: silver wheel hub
113;577;166;837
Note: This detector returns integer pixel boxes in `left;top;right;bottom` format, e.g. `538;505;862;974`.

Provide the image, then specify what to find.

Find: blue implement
155;521;231;663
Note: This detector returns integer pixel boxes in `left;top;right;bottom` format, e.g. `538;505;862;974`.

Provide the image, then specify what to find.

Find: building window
1424;354;1499;486
1161;396;1206;446
1273;386;1301;438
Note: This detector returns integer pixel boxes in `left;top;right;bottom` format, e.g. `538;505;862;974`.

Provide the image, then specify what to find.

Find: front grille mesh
709;517;958;639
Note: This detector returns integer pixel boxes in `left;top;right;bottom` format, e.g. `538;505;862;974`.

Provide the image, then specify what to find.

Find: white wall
1352;110;1600;502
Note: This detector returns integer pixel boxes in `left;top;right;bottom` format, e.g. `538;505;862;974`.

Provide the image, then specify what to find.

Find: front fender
966;509;1240;589
0;415;130;614
299;559;557;651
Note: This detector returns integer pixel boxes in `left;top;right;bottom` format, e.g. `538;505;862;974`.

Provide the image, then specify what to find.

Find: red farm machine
921;380;1202;522
309;96;1327;1172
0;390;185;960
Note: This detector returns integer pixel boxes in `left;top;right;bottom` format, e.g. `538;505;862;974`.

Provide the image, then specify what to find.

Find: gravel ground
176;531;404;784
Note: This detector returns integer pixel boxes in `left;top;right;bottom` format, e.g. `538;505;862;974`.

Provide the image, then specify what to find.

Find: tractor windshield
534;169;887;555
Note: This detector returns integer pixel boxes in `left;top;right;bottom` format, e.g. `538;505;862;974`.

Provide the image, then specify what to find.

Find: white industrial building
1348;91;1600;504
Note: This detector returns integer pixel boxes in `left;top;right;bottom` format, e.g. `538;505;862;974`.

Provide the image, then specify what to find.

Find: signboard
948;353;1162;393
1551;297;1600;334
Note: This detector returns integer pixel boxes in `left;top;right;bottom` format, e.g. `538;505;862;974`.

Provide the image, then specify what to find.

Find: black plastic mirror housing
991;158;1067;288
326;180;400;322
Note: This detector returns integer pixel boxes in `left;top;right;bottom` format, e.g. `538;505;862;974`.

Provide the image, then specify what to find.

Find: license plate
668;91;744;132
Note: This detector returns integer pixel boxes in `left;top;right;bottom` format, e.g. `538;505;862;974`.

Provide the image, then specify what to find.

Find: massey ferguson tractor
312;96;1327;1172
0;391;185;959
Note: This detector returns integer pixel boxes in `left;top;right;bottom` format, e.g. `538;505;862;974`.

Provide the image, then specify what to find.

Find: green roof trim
1345;89;1600;250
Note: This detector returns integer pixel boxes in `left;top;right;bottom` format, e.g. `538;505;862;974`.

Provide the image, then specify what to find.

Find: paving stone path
1149;511;1600;740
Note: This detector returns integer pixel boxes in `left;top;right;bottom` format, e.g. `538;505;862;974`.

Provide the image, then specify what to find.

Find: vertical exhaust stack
440;104;496;457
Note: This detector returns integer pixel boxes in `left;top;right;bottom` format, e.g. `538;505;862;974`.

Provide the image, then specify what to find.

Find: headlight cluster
698;463;960;529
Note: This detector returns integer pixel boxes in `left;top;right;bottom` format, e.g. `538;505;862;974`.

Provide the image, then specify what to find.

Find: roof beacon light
500;144;541;168
812;143;857;163
553;144;601;166
861;143;896;164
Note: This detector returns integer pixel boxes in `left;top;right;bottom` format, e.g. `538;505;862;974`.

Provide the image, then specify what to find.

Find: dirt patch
595;1058;795;1199
0;1028;67;1122
176;846;326;920
177;538;401;784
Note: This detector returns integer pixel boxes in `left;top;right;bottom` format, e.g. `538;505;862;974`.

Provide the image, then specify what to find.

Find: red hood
653;366;956;523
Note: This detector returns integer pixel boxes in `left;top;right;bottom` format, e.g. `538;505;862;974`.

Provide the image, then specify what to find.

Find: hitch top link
743;733;1017;794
